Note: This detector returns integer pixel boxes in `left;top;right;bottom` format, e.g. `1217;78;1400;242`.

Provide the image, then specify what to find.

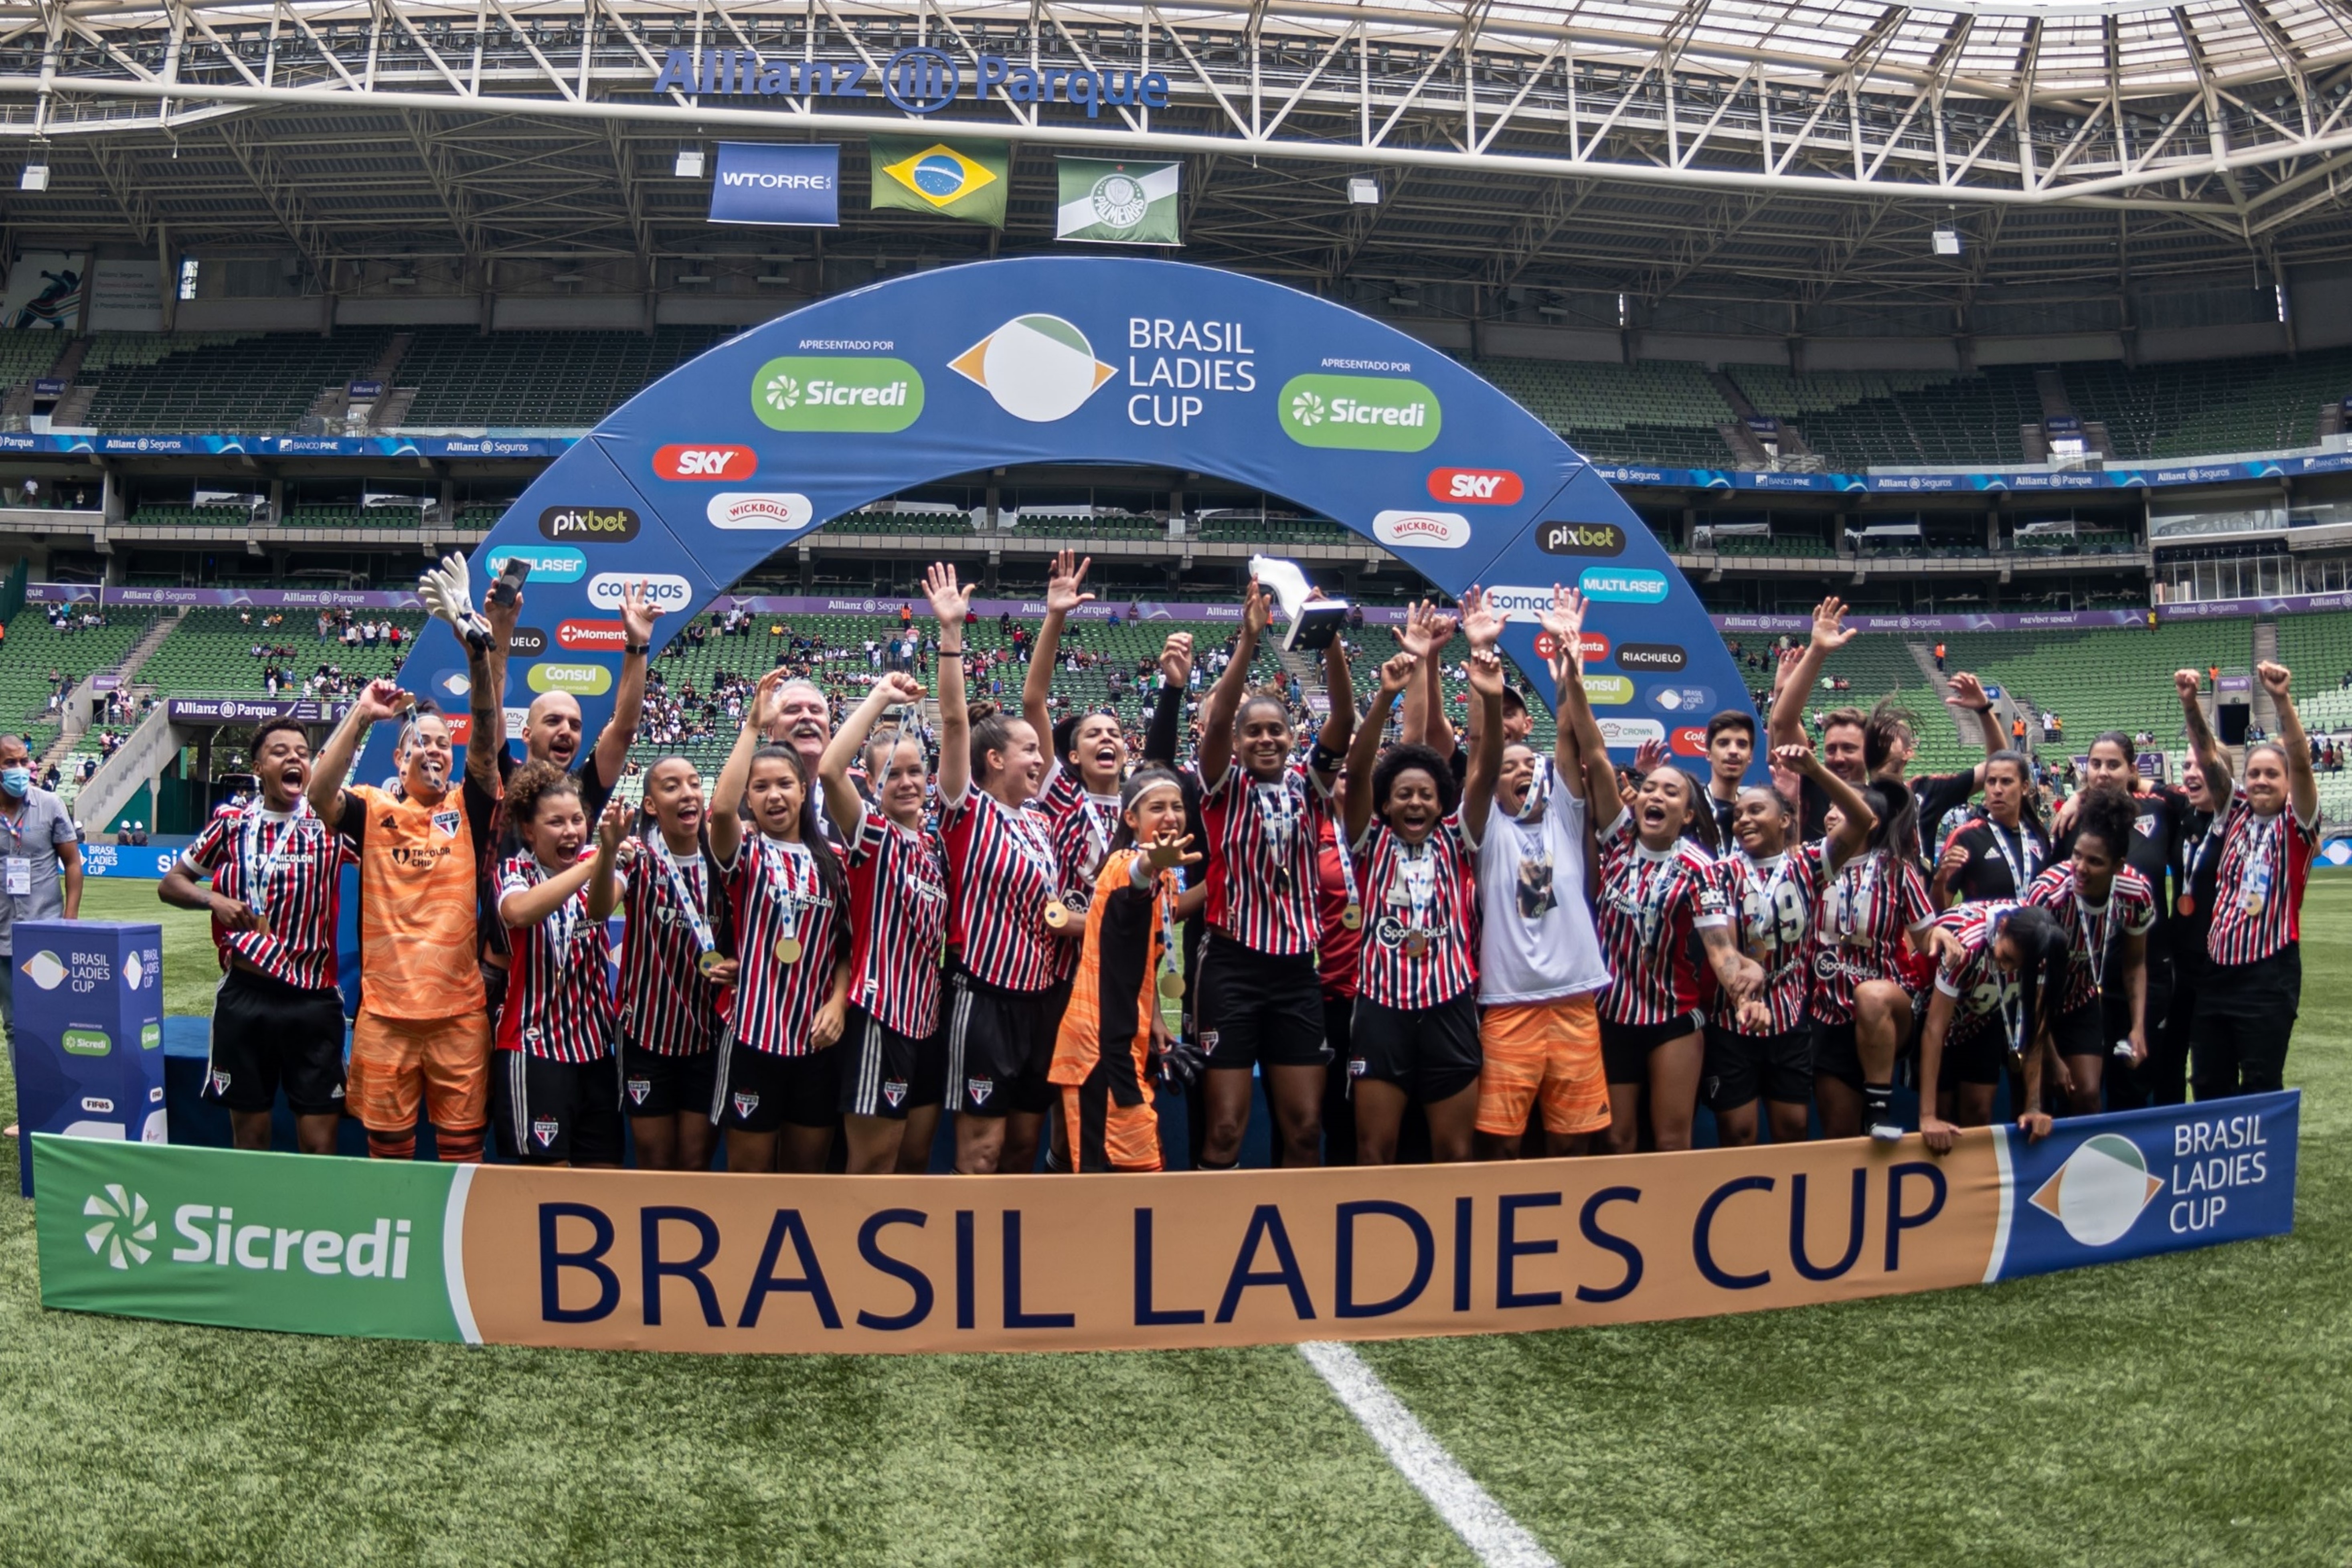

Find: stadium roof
5;0;2352;323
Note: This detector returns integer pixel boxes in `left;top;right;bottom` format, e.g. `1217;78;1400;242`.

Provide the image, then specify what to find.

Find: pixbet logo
1538;520;1628;557
654;445;756;480
1370;509;1470;550
1428;468;1523;505
538;505;641;543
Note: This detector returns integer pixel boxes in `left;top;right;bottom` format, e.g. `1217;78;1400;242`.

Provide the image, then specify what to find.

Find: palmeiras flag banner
1055;158;1181;245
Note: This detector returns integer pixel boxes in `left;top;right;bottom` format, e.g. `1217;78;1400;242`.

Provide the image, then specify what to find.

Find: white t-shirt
1476;778;1610;1004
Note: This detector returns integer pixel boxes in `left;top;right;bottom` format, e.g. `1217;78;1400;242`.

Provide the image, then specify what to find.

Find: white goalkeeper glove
419;552;491;649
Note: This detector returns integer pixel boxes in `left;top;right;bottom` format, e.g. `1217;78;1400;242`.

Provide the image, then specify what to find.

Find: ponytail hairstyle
966;700;1019;785
1994;904;2072;1051
1110;765;1188;854
1984;748;2045;828
1639;765;1718;854
1858;779;1918;862
2071;783;2137;867
2091;730;2136;768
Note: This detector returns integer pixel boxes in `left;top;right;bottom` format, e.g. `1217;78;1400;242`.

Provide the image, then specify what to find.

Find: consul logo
1370;510;1470;550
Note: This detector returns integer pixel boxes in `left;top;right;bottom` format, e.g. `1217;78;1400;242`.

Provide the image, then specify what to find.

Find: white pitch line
1297;1340;1561;1568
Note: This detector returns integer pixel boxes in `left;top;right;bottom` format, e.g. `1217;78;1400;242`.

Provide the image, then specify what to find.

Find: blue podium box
13;919;167;1196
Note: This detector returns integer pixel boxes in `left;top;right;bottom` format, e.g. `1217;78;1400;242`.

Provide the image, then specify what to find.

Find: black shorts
1348;993;1482;1103
2190;945;2300;1099
2051;1000;2107;1061
711;1035;842;1133
492;1048;624;1165
1812;1019;1861;1091
617;1036;719;1120
942;967;1055;1117
1704;1023;1813;1110
1939;1020;2011;1088
1600;1010;1703;1084
203;965;347;1117
839;1006;931;1120
1197;935;1333;1070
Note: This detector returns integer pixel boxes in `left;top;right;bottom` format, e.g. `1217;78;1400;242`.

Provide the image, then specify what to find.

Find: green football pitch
1;878;2346;1566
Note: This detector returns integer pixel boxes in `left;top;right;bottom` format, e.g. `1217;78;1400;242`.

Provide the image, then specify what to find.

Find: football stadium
0;0;2348;1560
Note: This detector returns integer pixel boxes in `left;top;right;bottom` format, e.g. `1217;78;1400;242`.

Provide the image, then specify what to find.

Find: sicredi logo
706;492;815;532
588;573;693;612
654;444;756;481
171;1205;414;1278
538;505;641;543
1278;374;1441;452
1534;630;1610;663
1582;675;1635;706
1580;568;1670;603
1428;468;1523;505
1616;642;1687;672
1370;509;1470;550
557;619;629;651
753;356;925;432
486;545;586;585
1538;520;1629;557
527;662;614;697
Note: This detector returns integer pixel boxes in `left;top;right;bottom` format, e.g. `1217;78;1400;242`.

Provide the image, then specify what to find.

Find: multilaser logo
1278;374;1441;452
752;356;925;432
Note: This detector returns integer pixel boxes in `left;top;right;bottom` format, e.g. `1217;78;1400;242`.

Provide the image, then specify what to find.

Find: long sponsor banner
0;433;575;459
26;583;424;609
33;1094;2295;1355
163;697;349;724
75;844;192;880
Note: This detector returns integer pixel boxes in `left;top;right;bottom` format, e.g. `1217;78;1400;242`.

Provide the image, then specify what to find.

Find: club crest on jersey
208;1069;232;1095
626;1077;653;1105
432;809;461;838
532;1116;560;1147
1348;1057;1369;1078
1199;1030;1219;1053
2135;816;2157;838
967;1078;993;1105
733;1091;760;1118
882;1079;908;1107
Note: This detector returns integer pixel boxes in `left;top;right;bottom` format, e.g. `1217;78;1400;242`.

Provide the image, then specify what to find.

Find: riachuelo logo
950;315;1117;423
2029;1133;2165;1246
1278;374;1441;452
751;356;924;433
84;1184;155;1270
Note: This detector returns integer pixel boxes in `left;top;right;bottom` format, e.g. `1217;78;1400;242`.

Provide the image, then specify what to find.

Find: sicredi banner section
361;255;1754;783
33;1095;2296;1354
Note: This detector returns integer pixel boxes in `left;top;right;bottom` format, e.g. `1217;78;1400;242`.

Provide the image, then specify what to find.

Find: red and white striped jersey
1314;817;1363;999
1929;901;2022;1045
722;835;846;1056
1199;761;1332;957
1594;810;1727;1026
2024;861;2158;1016
495;850;619;1064
2204;786;2317;966
1712;843;1826;1035
846;807;948;1037
1806;848;1935;1025
1350;813;1480;1009
939;784;1061;993
1045;788;1122;982
181;801;348;991
615;837;726;1057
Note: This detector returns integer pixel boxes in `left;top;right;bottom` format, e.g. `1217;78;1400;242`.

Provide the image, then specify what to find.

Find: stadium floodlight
756;271;794;286
674;145;704;178
675;270;713;285
549;269;584;284
1348;176;1380;204
1536;302;1570;318
18;162;47;192
1933;227;1963;255
1387;291;1419;308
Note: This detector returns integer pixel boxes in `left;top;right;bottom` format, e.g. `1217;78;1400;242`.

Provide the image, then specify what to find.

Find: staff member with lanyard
1931;751;2047;906
0;732;82;1078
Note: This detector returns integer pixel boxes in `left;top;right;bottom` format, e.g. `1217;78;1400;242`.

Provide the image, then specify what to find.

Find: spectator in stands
2012;715;2028;747
0;732;85;1075
19;476;38;507
1934;641;1946;672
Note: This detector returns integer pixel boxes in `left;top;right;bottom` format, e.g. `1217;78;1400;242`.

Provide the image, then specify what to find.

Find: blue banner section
12;920;168;1195
75;844;187;880
1590;453;2352;492
1991;1091;2298;1282
0;433;576;458
708;142;841;226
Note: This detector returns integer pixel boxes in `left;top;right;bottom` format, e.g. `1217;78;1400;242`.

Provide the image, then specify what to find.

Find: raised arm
308;677;405;822
1196;579;1269;785
1143;633;1193;766
1396;601;1457;757
711;668;787;866
591;581;662;792
500;850;599;929
1343;651;1416;847
467;583;515;794
1945;670;2001;768
822;672;925;842
586;796;629;922
2175;668;2231;793
1540;586;1619;827
927;562;973;806
1770;596;1855;752
1023;550;1093;746
1780;740;1875;871
1458;587;1506;840
2259;661;2320;825
1316;607;1356;769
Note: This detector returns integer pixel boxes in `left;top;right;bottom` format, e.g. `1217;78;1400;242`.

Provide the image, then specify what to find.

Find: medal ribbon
1399;840;1438;941
1986;819;2038;894
657;840;718;957
239;801;311;923
761;837;813;947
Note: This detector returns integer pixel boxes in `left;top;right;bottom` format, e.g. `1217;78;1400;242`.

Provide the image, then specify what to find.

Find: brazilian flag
869;137;1010;229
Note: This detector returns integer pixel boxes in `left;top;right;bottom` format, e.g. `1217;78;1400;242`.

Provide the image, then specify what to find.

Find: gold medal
1340;903;1363;931
775;934;804;965
1158;971;1185;999
696;949;726;979
2176;893;2196;918
2243;892;2265;916
1402;931;1430;959
1042;898;1071;931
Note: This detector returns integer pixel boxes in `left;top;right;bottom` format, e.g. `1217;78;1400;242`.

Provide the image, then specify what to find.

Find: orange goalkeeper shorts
1475;995;1610;1137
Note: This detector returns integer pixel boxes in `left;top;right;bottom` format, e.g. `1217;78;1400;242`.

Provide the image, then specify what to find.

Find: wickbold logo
706;492;815;532
83;1184;154;1269
1428;468;1523;505
1538;520;1629;557
538;505;640;543
1370;509;1471;550
950;316;1116;423
1278;374;1441;452
753;357;925;433
654;444;757;481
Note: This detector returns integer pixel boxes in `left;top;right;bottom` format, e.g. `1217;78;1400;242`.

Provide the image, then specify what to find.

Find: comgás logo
654;444;756;481
1538;520;1627;557
557;619;629;652
1370;509;1470;550
588;573;692;612
1615;642;1687;672
1428;468;1523;505
538;504;641;543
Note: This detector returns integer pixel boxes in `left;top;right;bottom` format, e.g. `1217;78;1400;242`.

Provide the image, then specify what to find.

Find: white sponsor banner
87;259;164;332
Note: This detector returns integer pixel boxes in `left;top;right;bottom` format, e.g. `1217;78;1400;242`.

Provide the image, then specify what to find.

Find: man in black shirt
1701;708;1753;846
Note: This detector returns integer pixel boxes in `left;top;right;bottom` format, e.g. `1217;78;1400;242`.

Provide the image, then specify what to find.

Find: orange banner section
459;1131;2004;1354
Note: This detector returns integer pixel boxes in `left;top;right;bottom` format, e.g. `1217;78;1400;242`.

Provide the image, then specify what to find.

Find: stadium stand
1749;364;2046;470
395;325;732;427
132;608;424;700
81;331;391;433
1467;358;1736;467
0;607;158;757
2064;348;2352;459
1933;620;2254;753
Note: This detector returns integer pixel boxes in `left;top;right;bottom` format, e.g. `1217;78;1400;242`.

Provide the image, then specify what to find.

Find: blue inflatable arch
378;257;1746;779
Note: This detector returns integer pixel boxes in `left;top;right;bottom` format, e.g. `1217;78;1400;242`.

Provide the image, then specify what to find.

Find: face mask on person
0;767;28;797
